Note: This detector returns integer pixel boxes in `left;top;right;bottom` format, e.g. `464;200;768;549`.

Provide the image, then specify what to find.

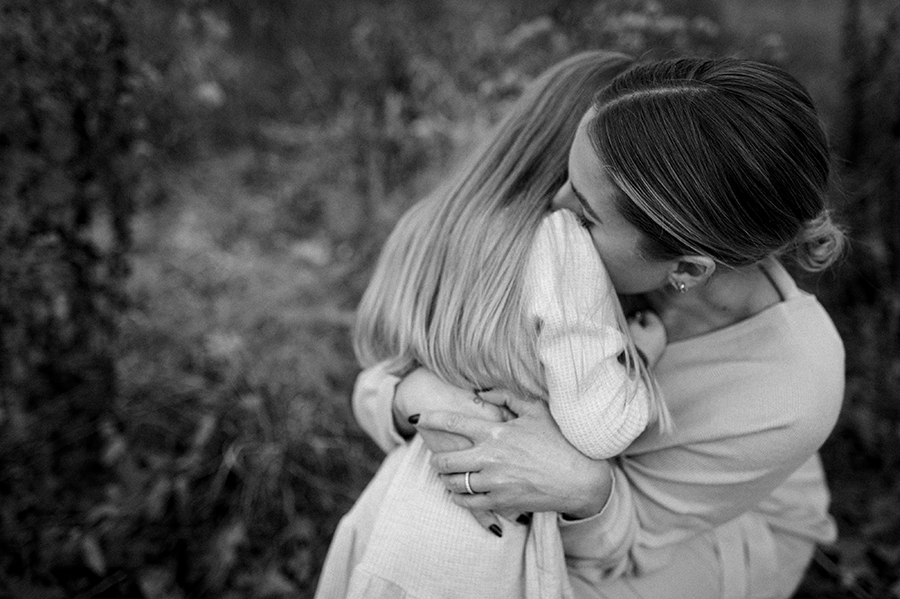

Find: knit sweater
314;210;649;599
349;259;844;597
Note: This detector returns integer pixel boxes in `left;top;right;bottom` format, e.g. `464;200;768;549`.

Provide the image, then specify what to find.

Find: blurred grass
720;0;844;119
117;149;385;596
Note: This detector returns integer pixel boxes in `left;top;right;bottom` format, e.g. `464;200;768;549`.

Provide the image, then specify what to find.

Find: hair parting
588;57;846;272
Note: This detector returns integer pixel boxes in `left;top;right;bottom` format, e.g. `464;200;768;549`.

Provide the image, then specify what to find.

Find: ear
669;256;716;291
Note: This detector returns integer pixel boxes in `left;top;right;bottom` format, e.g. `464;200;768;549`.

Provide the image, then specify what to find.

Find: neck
646;262;782;343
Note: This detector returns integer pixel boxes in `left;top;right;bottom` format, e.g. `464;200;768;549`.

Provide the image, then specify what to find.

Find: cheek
588;230;628;268
551;186;578;213
604;263;641;294
588;232;657;294
587;235;626;283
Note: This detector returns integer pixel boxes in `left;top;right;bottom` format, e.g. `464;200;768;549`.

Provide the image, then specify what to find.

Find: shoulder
655;293;844;458
761;261;845;380
767;293;845;436
752;290;845;404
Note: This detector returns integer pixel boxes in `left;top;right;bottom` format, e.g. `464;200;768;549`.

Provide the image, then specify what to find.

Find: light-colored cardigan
347;259;844;599
314;210;650;598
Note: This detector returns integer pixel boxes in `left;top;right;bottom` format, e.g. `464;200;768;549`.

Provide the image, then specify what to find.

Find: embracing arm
356;357;834;579
558;426;831;576
351;363;516;533
528;210;650;460
355;297;844;579
417;388;836;577
416;319;844;576
351;362;409;454
353;364;510;457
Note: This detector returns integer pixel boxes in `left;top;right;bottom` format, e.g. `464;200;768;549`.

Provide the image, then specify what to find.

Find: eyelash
565;178;594;229
578;212;593;229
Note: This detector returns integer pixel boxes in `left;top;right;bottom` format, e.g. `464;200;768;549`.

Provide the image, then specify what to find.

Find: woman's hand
628;309;667;367
412;390;613;520
393;369;510;452
392;369;514;534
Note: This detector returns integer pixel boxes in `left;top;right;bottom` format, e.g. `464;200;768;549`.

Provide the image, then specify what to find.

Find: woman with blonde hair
351;56;846;598
315;50;664;598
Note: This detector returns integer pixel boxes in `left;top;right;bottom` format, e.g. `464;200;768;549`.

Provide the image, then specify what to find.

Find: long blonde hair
354;51;662;419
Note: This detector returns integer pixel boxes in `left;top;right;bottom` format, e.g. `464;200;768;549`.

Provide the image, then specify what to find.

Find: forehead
568;110;619;215
569;110;596;172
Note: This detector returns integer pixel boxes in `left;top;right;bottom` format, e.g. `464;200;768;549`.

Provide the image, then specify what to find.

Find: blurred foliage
2;0;899;597
795;2;900;598
0;0;137;595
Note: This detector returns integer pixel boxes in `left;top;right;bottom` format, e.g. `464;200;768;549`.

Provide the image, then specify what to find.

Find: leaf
81;532;106;575
255;567;296;597
138;567;185;599
891;578;900;599
191;412;218;449
3;578;66;599
145;477;172;521
207;521;247;589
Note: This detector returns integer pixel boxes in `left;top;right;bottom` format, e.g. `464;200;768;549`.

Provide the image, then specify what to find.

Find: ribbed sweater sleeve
352;362;405;455
524;210;649;459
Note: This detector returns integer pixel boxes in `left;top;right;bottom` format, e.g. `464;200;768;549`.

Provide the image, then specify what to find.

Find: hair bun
790;210;847;272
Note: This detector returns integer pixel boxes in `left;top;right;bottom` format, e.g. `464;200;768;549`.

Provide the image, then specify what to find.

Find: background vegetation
1;0;898;597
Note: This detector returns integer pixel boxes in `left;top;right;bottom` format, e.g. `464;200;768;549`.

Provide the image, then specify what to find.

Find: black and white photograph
1;0;898;597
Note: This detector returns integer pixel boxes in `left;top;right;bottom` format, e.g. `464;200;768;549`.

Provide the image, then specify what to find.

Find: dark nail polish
489;524;503;538
516;513;532;525
408;414;419;424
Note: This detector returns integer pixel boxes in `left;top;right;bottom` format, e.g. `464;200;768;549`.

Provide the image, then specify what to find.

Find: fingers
430;447;481;476
448;489;495;512
450;493;499;516
630;309;648;327
470;393;509;422
441;470;527;524
418;428;473;454
474;389;540;419
444;480;532;526
469;509;504;538
439;473;504;537
629;309;663;330
626;308;667;367
413;410;493;442
629;308;657;322
473;389;514;408
442;470;482;494
497;509;526;524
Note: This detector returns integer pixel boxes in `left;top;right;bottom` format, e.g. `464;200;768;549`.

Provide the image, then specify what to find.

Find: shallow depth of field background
2;0;899;597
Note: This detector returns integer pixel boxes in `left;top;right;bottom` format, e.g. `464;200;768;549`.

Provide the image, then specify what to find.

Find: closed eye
571;181;603;225
577;211;593;229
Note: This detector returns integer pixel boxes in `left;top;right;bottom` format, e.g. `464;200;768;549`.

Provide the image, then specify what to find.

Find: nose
551;180;578;212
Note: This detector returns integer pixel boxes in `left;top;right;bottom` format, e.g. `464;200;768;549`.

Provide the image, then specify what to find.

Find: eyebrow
571;181;604;224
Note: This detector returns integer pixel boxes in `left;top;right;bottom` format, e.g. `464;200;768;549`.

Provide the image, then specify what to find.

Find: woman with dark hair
346;56;846;598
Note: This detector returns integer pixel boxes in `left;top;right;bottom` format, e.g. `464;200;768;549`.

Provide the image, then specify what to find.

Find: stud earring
671;280;687;293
